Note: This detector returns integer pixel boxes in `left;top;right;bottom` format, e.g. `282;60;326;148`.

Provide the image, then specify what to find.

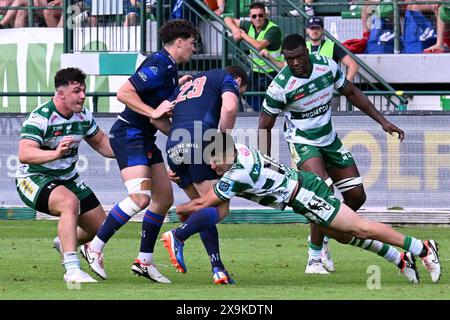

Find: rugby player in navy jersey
153;66;248;284
79;20;199;283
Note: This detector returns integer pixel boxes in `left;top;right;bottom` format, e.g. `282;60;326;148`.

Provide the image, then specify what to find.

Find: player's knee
125;178;152;209
128;193;151;209
345;192;366;211
351;222;373;240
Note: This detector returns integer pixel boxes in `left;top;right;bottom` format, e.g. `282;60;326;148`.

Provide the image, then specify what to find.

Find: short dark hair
54;67;86;89
282;34;307;51
158;19;199;45
249;2;266;11
225;65;248;88
209;132;236;160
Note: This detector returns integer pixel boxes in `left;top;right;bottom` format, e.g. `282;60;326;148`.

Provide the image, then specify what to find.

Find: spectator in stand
0;0;64;28
0;0;13;18
405;0;446;53
224;2;283;112
361;0;447;53
43;0;63;27
0;0;30;28
124;0;156;27
289;0;315;17
305;16;359;82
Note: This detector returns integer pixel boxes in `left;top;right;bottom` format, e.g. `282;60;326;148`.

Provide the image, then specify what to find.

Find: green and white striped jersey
262;54;347;146
213;144;300;210
15;99;99;180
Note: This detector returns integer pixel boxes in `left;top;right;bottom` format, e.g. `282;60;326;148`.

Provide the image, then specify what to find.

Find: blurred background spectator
289;0;315;17
224;2;283;111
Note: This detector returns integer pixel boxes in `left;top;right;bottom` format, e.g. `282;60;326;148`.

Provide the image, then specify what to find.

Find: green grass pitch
0;220;449;300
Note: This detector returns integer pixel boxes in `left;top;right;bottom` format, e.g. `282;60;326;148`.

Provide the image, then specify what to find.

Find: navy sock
140;210;164;253
174;207;219;242
97;204;131;243
200;226;225;270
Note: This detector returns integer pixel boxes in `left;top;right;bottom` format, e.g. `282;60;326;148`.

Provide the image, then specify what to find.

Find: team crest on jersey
218;181;231;192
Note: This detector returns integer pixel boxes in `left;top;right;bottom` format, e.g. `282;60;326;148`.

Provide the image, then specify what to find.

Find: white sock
383;246;401;265
90;236;106;253
137;252;153;265
308;243;322;261
406;237;425;256
63;252;80;272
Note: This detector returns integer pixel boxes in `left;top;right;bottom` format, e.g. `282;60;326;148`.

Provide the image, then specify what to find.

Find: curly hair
282;34;306;51
158;19;199;45
54;67;86;89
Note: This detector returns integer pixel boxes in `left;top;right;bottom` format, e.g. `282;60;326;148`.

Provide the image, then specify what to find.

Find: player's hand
178;74;192;86
152;100;175;119
382;121;405;142
55;136;74;158
167;168;181;184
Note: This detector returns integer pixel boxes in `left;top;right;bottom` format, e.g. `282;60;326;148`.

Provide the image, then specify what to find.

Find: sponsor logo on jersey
315;66;326;72
308;83;317;93
294;93;305;100
218;181;231;192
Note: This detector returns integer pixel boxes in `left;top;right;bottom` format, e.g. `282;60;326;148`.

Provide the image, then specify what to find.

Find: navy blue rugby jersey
119;48;178;136
169;69;240;134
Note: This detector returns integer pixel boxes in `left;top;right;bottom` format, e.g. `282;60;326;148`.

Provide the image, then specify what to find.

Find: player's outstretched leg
328;203;441;283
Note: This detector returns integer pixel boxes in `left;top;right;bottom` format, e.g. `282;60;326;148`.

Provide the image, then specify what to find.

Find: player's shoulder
272;66;293;89
79;107;94;119
139;52;172;73
203;68;226;80
27;100;55;122
310;54;336;70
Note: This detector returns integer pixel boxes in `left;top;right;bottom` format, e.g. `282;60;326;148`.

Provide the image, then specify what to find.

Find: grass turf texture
0;220;449;300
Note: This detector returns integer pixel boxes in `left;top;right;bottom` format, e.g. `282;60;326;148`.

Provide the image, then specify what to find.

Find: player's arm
117;81;172;120
176;188;226;215
219;91;239;132
85;129;115;158
341;82;405;141
18;137;74;164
